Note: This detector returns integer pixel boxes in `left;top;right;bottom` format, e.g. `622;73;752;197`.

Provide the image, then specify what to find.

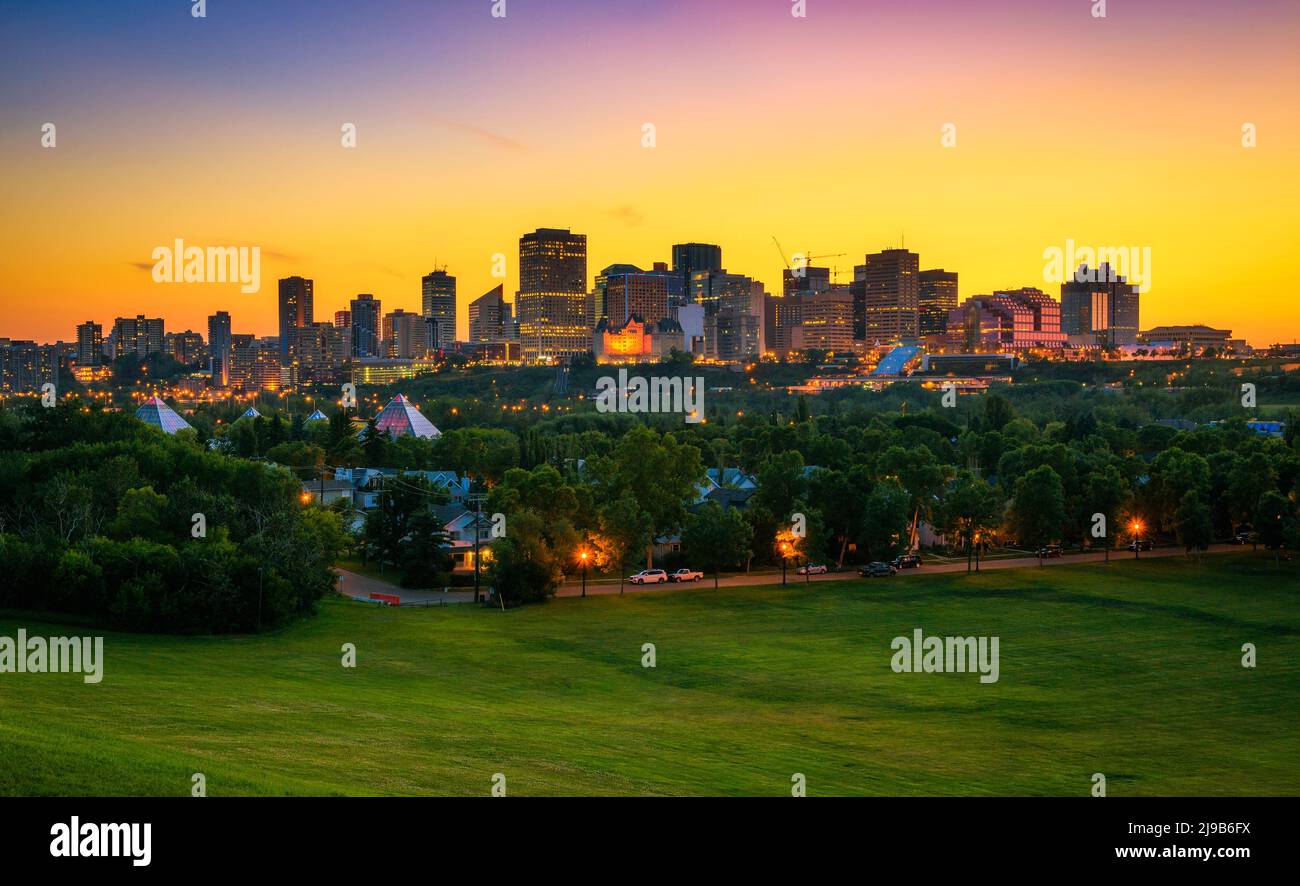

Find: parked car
1127;540;1153;552
668;568;703;583
1232;531;1259;545
858;562;897;578
891;554;922;569
796;564;828;575
1037;544;1063;559
628;569;668;585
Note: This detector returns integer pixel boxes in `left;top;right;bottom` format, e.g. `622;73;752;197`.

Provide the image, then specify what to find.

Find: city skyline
1;0;1297;345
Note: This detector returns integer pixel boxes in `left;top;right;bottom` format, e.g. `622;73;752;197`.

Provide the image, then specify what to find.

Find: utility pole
468;491;487;604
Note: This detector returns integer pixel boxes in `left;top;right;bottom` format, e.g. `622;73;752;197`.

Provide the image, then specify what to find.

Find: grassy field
1;553;1297;796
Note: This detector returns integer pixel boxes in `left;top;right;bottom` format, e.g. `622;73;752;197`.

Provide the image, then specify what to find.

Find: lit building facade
277;276;314;363
421;269;456;350
517;227;588;363
919;269;958;337
350;294;382;358
857;249;920;344
593;316;686;363
1060;263;1140;349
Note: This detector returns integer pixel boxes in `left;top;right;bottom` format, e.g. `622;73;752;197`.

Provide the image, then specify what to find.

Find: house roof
135;396;193;434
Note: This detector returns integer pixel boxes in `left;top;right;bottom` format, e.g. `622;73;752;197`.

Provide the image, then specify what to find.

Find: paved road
553;544;1242;597
336;569;476;606
337;545;1246;605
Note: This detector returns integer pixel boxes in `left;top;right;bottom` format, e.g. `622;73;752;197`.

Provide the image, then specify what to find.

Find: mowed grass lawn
1;554;1297;796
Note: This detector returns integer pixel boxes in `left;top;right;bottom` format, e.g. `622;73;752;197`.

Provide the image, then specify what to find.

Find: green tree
1255;490;1294;565
858;478;912;562
935;470;1004;572
682;502;753;589
588;426;704;568
487;510;566;606
360;418;388;465
594;493;651;595
400;509;453;589
1082;464;1131;557
1174;490;1214;559
1008;465;1067;552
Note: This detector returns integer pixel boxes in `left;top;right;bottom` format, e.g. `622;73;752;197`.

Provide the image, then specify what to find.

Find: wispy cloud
435;118;528;153
607;205;645;227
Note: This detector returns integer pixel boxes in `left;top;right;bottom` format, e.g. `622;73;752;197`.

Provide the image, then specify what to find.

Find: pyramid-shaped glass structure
135;396;194;435
306;409;329;422
373;394;440;439
240;407;261;419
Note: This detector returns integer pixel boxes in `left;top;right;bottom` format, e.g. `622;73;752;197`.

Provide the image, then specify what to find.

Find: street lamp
1131;520;1143;559
579;549;589;598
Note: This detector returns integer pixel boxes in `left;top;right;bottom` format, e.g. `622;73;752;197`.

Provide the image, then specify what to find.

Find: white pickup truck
629;569;669;585
668;568;704;583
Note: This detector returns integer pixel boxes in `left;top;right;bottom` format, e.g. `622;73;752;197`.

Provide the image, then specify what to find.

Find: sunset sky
1;0;1297;345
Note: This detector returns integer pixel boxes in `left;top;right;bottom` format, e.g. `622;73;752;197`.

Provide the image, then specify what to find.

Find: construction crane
772;238;846;275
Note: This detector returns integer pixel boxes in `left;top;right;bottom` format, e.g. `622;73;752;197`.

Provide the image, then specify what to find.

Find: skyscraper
109;315;164;359
858;248;920;344
918;269;959;337
383;309;425;359
783;266;832;297
75;321;102;367
277;277;314;363
671;243;722;303
1060;264;1141;348
421;269;456;350
605;266;671;325
468;285;513;343
517;227;588;363
788;287;856;352
594;263;643;326
350;294;382;358
208;311;232;386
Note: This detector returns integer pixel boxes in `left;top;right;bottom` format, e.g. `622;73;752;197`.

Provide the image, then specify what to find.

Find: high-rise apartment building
350;294;382;358
288;322;352;384
109;315;164;360
75;321;102;367
468;285;513;342
421;269;456;350
1060;263;1140;348
671;243;722;304
383;309;426;359
605;265;672;325
918;269;959;337
788;287;856;352
858;249;920;344
208;311;232;386
278;276;314;363
164;331;206;365
783;266;832;298
517;228;588;363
